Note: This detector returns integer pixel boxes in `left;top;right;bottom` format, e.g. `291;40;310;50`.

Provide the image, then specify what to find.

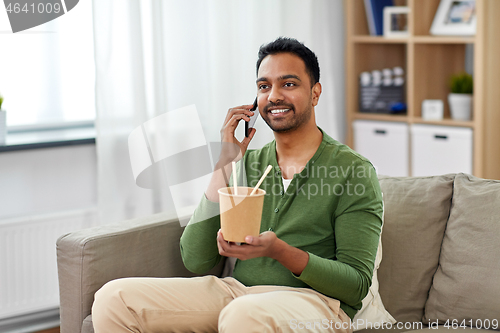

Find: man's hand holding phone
204;100;258;202
219;101;258;166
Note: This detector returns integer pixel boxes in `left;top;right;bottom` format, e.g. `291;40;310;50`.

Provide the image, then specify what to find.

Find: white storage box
353;120;409;177
411;124;473;176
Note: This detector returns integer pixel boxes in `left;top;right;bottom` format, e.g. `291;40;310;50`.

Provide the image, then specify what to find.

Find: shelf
412;43;468;119
352;35;475;44
412;36;475;44
353;113;408;122
353;43;407;75
352;36;408;44
346;0;500;179
353;113;474;128
411;118;474;128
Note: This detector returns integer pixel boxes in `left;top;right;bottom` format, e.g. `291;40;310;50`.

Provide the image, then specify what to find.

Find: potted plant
0;92;6;144
448;72;473;121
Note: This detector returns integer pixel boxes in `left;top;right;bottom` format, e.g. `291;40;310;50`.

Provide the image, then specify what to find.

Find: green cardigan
180;129;383;319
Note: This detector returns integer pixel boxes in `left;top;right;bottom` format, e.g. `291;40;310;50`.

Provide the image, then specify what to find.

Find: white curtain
92;0;345;225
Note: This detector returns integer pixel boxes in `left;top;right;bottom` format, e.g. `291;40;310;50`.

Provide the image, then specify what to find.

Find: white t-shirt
282;177;292;192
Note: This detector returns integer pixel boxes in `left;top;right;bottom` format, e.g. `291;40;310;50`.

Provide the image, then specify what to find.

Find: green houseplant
448;73;473;121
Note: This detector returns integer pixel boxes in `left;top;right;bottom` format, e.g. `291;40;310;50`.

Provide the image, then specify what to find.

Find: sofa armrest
56;211;224;333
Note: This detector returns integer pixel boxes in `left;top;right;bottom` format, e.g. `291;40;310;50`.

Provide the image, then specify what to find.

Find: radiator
0;208;96;320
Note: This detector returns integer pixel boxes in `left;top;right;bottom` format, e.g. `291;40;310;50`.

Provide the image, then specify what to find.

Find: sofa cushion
424;174;500;328
377;175;454;323
82;314;94;333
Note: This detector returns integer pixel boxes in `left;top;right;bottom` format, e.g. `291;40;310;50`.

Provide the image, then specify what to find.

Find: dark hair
256;37;320;86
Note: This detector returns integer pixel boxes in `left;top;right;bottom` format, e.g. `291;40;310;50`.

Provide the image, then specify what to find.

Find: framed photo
430;0;476;36
384;7;410;38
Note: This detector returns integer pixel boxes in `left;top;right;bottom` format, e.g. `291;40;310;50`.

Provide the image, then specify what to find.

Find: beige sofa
56;173;500;333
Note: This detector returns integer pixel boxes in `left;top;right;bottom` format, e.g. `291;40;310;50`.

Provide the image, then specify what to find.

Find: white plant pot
0;110;6;145
448;93;472;121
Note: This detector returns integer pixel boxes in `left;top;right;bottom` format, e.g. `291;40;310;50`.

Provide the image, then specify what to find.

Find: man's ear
311;82;322;107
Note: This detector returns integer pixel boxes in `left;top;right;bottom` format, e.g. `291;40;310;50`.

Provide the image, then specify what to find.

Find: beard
261;100;313;133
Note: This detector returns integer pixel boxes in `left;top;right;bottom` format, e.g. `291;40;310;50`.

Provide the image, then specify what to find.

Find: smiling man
92;37;383;333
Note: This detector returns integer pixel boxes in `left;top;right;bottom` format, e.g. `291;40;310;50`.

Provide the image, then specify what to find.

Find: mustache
263;102;295;113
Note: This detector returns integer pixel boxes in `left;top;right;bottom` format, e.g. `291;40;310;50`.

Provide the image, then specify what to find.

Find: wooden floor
35;327;60;333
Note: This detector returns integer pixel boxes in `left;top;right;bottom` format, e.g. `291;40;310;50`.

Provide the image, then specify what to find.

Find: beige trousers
92;275;353;333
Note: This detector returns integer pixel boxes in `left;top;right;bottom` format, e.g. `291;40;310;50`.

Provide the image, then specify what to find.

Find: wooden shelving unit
345;0;500;179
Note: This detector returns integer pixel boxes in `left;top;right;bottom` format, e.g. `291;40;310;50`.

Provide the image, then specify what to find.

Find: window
0;0;95;128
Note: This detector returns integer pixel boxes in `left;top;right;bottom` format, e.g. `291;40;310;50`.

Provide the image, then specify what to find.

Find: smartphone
245;97;259;137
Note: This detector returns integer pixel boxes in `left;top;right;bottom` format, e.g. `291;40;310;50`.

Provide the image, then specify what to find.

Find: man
92;37;383;333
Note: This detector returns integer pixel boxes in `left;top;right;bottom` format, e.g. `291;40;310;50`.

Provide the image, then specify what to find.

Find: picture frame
430;0;476;36
383;7;410;38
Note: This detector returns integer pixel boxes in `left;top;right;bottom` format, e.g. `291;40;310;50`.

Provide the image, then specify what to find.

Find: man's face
256;52;320;133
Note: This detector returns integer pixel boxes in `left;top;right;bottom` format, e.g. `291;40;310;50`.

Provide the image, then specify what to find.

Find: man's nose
268;86;284;104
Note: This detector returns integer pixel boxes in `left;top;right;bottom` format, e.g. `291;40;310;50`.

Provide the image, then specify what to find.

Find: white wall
0;145;97;220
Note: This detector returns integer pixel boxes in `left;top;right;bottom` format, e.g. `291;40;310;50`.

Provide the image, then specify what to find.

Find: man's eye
259;84;269;90
284;82;295;87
